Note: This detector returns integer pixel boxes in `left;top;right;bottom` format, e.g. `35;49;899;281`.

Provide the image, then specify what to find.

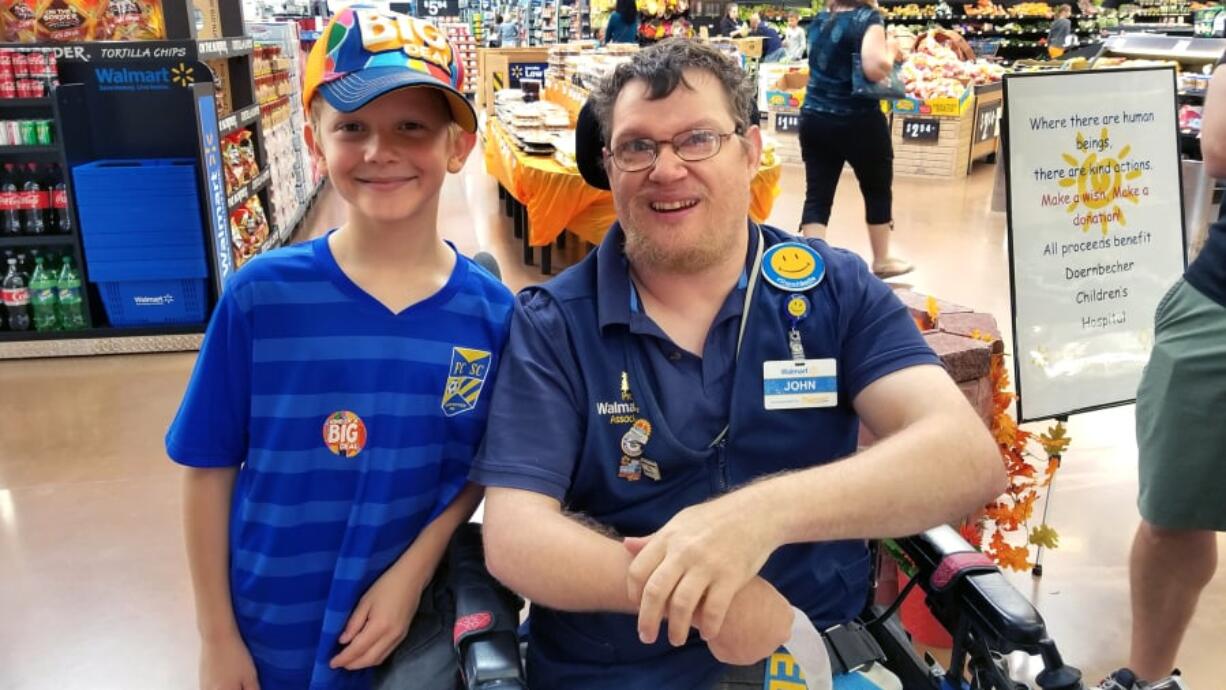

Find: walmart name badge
763;359;837;410
442;347;492;417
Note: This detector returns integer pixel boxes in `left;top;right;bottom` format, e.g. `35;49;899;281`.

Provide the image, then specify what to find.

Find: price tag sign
418;0;458;16
902;117;939;142
975;102;1003;143
775;112;800;133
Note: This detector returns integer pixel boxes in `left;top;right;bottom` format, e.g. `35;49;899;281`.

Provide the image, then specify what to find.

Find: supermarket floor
1;159;1224;690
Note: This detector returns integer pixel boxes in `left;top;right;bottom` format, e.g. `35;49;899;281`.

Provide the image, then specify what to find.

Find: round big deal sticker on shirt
323;411;368;458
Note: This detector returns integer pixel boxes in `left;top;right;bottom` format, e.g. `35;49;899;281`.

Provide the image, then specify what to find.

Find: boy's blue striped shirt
166;233;513;689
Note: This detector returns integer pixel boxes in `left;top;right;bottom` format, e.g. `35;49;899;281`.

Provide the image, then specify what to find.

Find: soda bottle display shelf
0;99;52;108
0;147;58;156
0;2;324;357
0;235;74;247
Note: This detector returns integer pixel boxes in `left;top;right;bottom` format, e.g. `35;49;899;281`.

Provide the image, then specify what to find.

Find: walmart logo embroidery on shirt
442;347;492;417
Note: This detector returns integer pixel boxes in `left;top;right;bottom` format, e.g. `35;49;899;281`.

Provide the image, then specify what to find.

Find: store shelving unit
1091;32;1226;260
880;0;1101;60
1094;33;1225;148
0;1;317;358
249;19;323;242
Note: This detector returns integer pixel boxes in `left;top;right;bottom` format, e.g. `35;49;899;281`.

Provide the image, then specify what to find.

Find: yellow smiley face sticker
787;295;809;318
771;247;814;278
762;242;825;291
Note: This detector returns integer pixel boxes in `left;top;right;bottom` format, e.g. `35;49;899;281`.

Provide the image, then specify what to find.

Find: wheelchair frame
455;524;1093;690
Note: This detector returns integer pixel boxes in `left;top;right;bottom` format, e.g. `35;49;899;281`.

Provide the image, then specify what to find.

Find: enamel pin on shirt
616;372;661;481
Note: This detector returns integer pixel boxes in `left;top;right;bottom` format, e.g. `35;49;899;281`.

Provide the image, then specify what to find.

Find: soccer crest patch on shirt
442;347;492;417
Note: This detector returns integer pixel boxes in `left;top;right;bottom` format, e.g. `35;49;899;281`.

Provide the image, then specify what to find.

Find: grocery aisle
0;159;1223;689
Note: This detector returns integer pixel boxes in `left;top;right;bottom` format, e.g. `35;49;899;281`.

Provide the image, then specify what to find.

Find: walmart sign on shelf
509;62;546;87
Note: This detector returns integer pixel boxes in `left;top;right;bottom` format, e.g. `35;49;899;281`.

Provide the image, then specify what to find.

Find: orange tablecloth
544;80;585;126
483;118;782;248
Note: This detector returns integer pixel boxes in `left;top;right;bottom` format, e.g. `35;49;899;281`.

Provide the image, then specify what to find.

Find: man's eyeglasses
605;128;740;173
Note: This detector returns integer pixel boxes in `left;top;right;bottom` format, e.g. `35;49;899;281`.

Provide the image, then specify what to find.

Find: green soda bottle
29;256;58;331
56;257;85;331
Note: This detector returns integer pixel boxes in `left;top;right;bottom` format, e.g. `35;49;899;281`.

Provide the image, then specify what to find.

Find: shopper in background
499;11;521;48
798;0;912;278
472;39;1004;688
718;2;746;37
167;9;514;690
1047;4;1074;58
603;0;640;45
1118;47;1226;690
783;13;807;61
490;13;505;46
748;12;786;62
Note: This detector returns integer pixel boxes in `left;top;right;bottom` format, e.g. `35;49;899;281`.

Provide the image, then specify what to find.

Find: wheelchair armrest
894;526;1048;654
448;524;527;690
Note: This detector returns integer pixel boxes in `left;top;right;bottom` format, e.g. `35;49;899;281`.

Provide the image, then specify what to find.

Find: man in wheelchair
466;39;1009;689
447;39;1190;690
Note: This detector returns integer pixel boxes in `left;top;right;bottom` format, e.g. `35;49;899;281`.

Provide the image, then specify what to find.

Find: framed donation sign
1001;67;1187;422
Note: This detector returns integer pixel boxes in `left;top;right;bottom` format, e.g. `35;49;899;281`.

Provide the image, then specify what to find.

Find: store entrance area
1;158;1224;688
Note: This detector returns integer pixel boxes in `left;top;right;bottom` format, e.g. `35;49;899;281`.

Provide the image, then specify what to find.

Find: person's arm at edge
183;466;244;644
860;24;899;82
1201;59;1226;177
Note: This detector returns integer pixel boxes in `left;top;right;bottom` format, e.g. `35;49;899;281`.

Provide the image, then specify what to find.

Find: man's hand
705;577;792;666
623;489;780;646
329;566;427;671
200;633;261;690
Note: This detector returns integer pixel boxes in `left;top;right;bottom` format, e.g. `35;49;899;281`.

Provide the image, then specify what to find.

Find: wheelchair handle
893;526;1084;690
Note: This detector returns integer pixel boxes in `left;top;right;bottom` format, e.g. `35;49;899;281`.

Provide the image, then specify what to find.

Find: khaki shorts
1136;279;1226;531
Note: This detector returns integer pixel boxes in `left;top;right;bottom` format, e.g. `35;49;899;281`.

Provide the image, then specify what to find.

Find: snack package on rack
236;129;260;182
222;133;243;192
92;0;164;40
34;0;96;42
2;0;40;41
230;197;270;267
221;130;259;192
1179;104;1203;133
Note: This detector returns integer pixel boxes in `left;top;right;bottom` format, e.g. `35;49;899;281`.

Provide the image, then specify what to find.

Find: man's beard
621;209;743;275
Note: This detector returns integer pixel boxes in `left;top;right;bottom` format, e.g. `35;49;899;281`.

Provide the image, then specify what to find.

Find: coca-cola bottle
50;164;70;234
2;257;31;331
0;164;21;236
21;163;47;236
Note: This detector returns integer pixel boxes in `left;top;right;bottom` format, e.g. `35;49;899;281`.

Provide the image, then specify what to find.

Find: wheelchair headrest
576;100;610;191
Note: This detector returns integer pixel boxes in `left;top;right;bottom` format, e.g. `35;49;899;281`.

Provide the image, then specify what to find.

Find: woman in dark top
718;3;745;37
603;0;639;44
798;0;911;278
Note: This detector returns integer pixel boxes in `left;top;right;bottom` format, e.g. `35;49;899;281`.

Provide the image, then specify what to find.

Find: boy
783;13;806;61
1047;4;1074;58
166;9;514;689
